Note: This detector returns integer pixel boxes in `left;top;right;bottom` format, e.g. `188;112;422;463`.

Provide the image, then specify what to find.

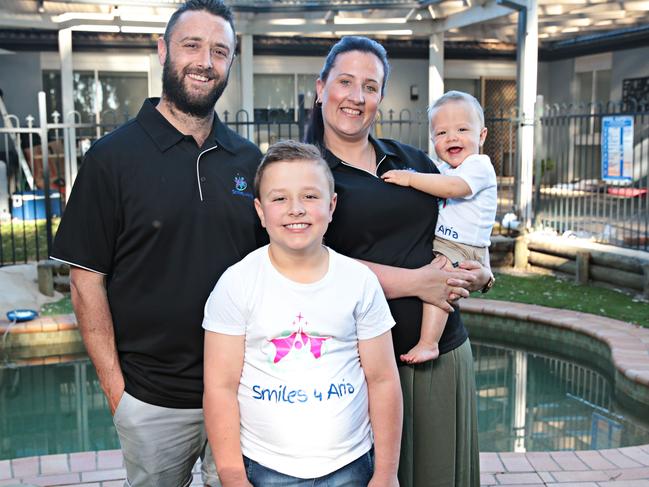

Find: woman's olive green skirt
397;339;480;487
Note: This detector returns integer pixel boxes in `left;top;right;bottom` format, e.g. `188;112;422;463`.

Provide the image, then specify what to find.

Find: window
253;73;318;123
42;70;147;124
254;74;295;122
576;70;610;105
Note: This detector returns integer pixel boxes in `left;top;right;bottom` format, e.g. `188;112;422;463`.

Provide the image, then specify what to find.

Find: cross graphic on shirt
296;312;304;322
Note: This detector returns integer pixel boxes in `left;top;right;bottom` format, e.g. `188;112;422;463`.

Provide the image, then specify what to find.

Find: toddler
382;91;497;364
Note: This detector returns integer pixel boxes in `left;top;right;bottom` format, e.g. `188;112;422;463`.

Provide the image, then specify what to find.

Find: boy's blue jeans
243;448;374;486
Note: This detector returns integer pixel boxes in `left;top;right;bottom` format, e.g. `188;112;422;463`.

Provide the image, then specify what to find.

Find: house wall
0;52;42;122
611;45;649;102
537;58;575;107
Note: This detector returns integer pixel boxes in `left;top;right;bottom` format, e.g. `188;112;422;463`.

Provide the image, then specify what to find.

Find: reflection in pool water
1;342;648;460
472;342;649;452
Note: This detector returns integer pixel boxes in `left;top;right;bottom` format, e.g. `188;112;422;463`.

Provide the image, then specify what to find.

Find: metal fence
1;93;648;267
534;101;649;251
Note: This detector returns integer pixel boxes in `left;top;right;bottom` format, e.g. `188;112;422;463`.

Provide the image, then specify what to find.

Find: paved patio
1;298;649;486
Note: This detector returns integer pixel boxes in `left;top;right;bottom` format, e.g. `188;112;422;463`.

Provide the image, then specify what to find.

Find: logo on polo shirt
232;174;253;199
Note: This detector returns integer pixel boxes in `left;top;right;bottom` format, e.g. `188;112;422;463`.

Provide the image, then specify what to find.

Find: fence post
575;251;590;284
642;264;649;299
514;235;529;269
38;91;53;257
532;95;544;227
298;93;305;142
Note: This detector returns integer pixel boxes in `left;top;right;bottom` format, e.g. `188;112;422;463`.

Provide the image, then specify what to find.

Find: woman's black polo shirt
52;98;265;408
323;136;468;360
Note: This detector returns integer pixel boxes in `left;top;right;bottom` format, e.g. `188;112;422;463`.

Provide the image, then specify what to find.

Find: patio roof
1;0;648;47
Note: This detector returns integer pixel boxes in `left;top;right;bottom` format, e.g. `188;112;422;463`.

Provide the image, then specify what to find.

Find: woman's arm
203;331;252;487
359;331;402;487
360;257;476;312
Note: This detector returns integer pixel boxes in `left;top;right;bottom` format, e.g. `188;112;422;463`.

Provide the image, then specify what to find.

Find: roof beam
238;18;435;36
431;0;515;33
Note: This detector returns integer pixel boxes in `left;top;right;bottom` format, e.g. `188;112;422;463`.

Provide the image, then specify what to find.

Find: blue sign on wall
601;116;633;182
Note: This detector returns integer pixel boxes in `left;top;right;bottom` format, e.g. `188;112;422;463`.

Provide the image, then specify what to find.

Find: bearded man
51;1;264;485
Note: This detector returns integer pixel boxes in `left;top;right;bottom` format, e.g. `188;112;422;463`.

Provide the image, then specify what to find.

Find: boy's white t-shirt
435;154;497;247
202;245;395;479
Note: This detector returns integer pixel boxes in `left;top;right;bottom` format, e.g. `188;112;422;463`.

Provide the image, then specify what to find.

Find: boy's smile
430;99;487;168
255;160;337;258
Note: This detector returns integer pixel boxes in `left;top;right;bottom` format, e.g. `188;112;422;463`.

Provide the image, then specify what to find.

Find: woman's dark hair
304;36;390;148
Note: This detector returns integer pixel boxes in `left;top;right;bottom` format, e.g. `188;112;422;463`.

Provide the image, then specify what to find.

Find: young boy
203;141;402;487
382;91;497;364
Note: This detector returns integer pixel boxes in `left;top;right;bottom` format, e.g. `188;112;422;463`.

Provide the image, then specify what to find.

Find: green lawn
476;271;649;328
40;270;649;327
40;296;74;316
0;218;60;265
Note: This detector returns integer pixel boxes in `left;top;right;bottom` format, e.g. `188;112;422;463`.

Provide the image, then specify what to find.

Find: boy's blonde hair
254;140;335;198
428;90;485;129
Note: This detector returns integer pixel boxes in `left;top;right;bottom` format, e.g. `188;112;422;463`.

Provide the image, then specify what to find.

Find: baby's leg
400;254;455;364
399;303;448;364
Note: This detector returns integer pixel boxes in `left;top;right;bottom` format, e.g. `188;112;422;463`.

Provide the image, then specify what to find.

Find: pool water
472;342;649;452
1;342;648;460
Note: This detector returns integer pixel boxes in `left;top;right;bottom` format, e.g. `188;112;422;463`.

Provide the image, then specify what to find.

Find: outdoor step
53;275;70;293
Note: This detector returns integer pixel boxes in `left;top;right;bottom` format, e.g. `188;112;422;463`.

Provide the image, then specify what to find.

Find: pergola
2;0;649;225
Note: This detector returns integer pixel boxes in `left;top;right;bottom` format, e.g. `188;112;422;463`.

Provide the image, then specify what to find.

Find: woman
305;36;491;487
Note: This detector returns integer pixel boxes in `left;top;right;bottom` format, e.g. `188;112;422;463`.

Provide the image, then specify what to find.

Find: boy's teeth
286;223;308;229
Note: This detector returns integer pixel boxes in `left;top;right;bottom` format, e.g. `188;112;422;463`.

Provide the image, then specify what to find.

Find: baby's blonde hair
428;90;485;129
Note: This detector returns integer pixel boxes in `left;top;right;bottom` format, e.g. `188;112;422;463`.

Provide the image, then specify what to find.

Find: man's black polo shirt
52;98;264;408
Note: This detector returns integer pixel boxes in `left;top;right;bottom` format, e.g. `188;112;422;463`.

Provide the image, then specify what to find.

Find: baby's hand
381;169;412;187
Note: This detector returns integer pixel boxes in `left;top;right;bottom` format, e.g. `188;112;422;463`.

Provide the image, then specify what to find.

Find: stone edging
462;298;649;389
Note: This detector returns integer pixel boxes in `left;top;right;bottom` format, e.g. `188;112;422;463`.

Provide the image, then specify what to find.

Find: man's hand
70;267;125;416
105;378;125;415
381;169;412;187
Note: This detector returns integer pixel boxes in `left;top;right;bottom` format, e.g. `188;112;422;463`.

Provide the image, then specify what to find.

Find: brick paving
1;300;648;486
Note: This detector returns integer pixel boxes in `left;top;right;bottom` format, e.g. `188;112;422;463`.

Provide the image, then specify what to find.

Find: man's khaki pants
113;391;220;487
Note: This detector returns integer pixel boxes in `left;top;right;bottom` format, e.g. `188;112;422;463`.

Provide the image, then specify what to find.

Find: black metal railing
2;94;648;267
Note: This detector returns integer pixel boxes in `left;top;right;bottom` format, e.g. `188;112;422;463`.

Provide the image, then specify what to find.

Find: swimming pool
1;341;648;460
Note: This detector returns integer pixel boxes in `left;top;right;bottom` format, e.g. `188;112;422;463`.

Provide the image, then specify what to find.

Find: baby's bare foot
400;341;440;364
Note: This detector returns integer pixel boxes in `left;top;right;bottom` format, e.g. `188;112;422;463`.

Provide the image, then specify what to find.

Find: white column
512;350;528;452
428;33;444;157
240;34;254;133
59;27;78;192
148;53;163;98
515;0;538;229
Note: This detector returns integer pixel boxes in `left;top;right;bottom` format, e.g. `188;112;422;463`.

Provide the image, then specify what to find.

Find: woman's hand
414;256;475;311
455;260;492;293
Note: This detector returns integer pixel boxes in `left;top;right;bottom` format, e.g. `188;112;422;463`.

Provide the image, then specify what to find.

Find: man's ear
157;37;167;67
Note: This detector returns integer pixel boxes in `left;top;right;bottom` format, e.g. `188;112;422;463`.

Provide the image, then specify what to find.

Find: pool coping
1;299;649;486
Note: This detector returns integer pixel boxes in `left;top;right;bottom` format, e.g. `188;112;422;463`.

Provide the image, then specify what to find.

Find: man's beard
162;56;229;118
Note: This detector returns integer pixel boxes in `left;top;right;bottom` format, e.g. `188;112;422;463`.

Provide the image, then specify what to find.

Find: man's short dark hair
164;0;236;47
254;141;335;198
